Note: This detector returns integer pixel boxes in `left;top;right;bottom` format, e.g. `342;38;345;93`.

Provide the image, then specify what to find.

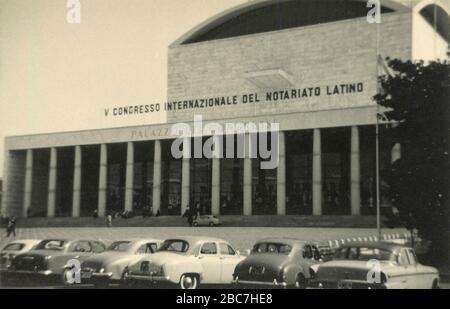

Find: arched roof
171;0;409;46
414;0;450;42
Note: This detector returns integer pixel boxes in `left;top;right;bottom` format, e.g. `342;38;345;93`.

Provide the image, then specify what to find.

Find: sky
0;0;247;177
0;0;449;178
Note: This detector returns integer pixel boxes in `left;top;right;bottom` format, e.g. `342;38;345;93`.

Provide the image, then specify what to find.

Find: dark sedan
232;238;325;288
7;239;106;286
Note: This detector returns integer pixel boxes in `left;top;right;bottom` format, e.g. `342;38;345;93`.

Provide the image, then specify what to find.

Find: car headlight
99;268;105;273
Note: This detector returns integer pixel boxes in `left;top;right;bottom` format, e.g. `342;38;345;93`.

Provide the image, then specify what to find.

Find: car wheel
180;274;198;289
432;280;440;289
209;222;215;227
62;268;76;286
193;222;198;227
295;273;307;289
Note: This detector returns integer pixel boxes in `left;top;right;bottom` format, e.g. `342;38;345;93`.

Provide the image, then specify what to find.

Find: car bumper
7;269;53;276
232;277;288;287
80;269;114;281
311;279;387;289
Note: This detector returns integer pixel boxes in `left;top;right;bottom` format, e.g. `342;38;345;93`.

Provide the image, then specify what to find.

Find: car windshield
107;241;131;252
3;243;25;251
158;240;190;253
35;240;66;251
334;247;395;261
252;243;292;255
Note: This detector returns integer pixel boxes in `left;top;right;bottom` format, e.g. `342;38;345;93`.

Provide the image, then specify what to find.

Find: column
391;143;401;163
23;149;33;217
181;137;191;215
47;147;57;218
211;158;221;216
312;129;322;216
152;140;162;214
277;131;286;215
243;133;253;216
72;146;82;218
124;142;134;212
351;126;361;216
98;144;107;217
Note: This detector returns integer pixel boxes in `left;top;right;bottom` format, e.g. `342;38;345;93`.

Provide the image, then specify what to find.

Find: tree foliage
374;59;450;265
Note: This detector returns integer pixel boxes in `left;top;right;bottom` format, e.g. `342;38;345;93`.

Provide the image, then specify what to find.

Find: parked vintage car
80;238;162;287
232;238;324;288
123;236;245;289
7;239;106;285
193;215;220;227
0;239;41;271
311;242;440;289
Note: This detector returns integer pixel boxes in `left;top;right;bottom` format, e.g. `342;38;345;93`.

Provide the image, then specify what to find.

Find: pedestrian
106;214;113;228
6;216;17;237
195;202;201;219
182;206;193;226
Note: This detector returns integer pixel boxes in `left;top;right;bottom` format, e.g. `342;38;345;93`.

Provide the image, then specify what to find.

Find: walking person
106;214;113;228
182;205;193;227
6;216;17;238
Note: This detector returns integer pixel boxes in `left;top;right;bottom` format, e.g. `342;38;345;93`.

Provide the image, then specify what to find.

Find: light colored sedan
81;238;162;287
193;215;220;227
0;239;41;270
123;236;245;289
312;242;440;289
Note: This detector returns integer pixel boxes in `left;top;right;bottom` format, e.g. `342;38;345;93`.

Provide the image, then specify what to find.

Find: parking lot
1;226;448;289
0;226;408;253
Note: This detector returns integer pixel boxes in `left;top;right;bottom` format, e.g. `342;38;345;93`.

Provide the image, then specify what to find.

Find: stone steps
6;215;388;228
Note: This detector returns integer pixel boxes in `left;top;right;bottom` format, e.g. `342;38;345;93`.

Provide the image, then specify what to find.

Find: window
201;243;217;255
253;243;292;255
91;241;105;253
312;246;322;261
335;247;394;261
3;243;25;251
406;249;418;265
137;243;157;254
107;241;131;252
159;240;189;253
35;240;66;251
302;245;313;259
71;241;91;253
220;243;235;255
398;249;410;265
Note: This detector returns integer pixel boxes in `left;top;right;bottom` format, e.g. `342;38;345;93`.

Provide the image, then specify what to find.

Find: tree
374;59;450;266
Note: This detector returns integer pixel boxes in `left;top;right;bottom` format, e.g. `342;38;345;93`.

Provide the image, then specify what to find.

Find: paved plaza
0;226;407;253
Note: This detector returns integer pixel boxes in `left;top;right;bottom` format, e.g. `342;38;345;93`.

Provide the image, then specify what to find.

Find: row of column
21;127;400;218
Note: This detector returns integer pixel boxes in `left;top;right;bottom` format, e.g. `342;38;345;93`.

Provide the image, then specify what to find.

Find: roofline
413;0;450;15
170;0;411;47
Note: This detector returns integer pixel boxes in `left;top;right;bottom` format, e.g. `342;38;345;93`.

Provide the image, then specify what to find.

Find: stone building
1;0;449;219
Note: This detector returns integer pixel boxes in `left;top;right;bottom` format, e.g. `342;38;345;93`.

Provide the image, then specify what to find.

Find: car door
218;242;240;284
396;248;415;289
405;248;425;289
197;242;221;284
